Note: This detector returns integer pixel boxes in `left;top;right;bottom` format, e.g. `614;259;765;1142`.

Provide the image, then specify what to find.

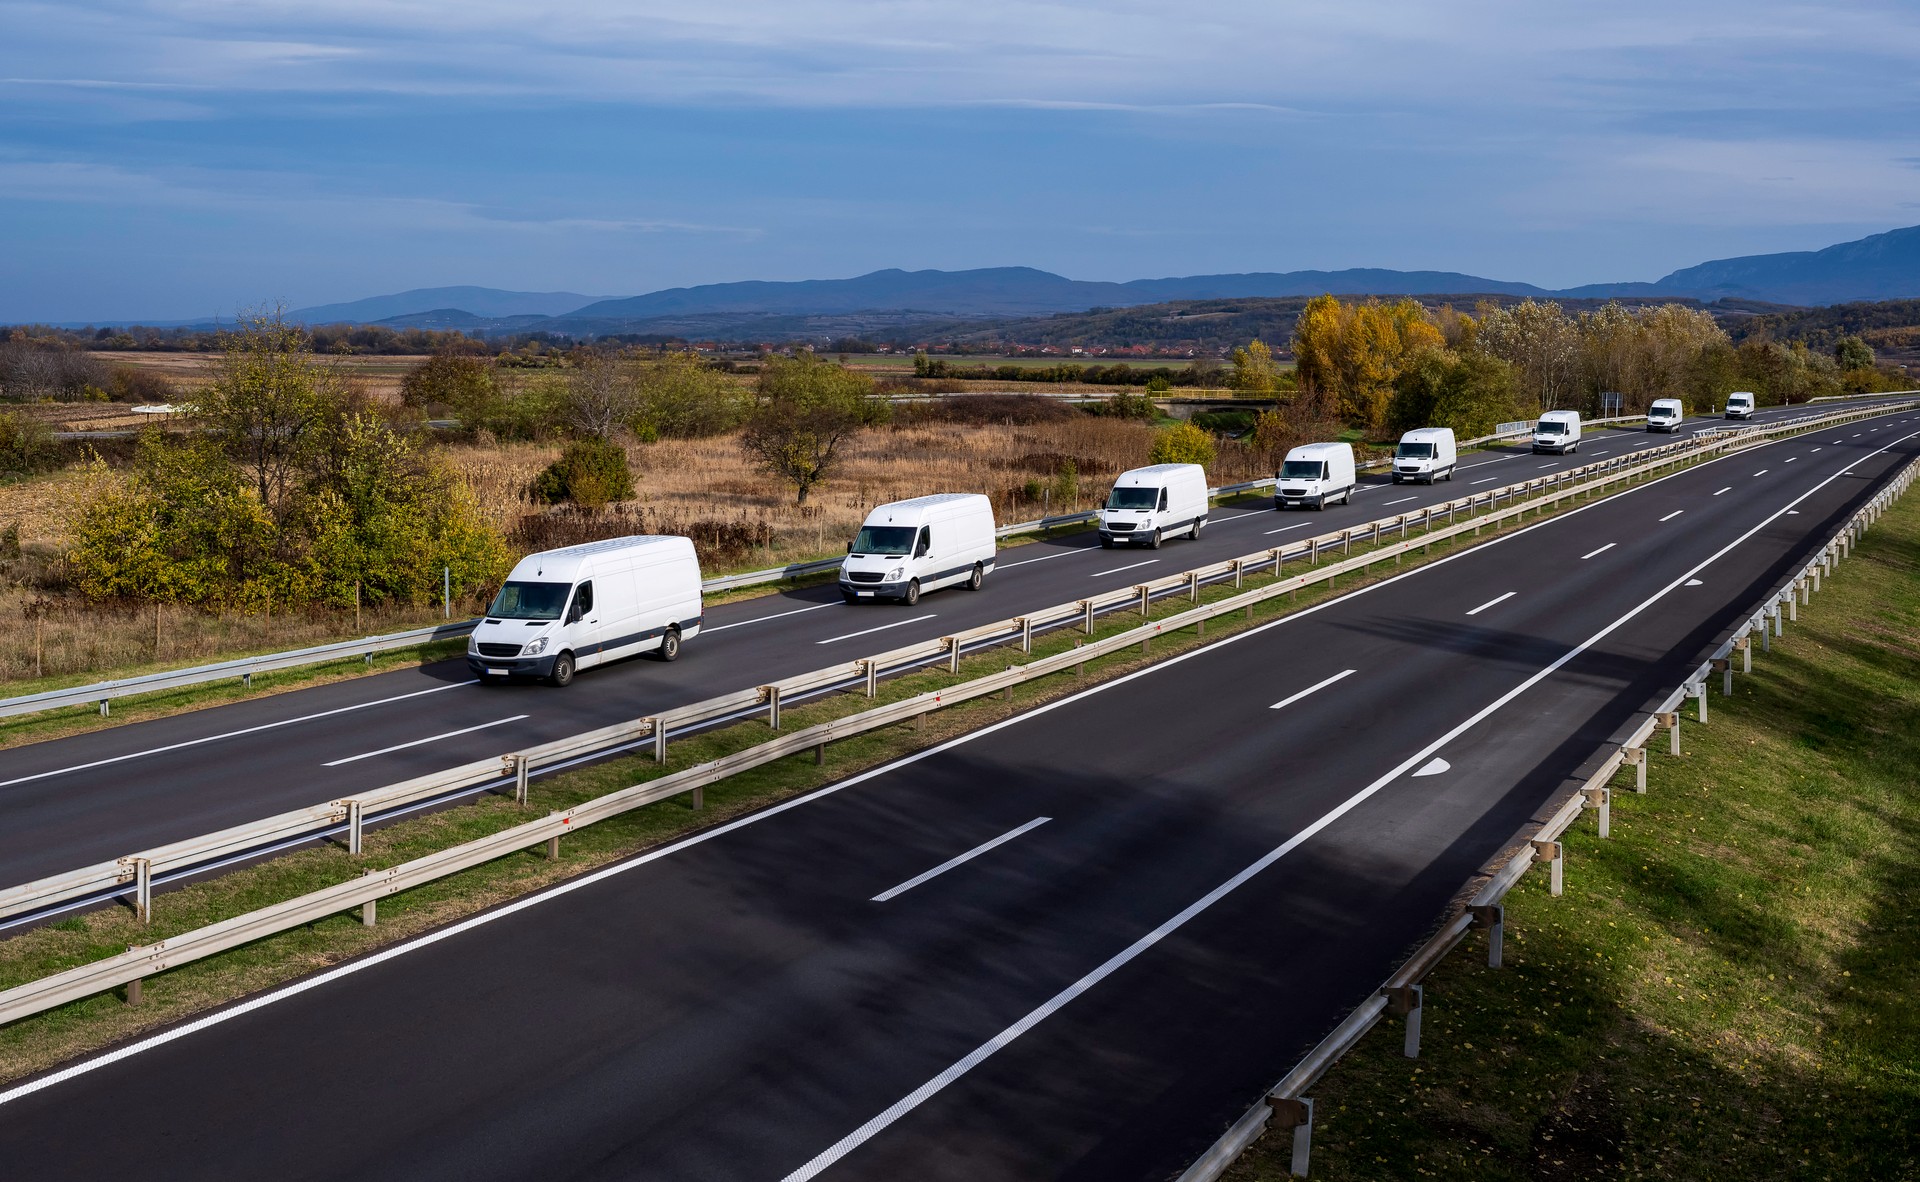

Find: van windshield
851;525;916;556
488;581;570;621
1396;442;1434;459
1108;487;1159;509
1536;421;1567;435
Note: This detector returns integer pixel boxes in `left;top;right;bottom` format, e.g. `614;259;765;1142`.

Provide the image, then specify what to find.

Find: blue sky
3;0;1918;321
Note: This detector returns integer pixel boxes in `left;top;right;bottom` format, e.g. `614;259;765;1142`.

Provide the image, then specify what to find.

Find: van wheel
842;589;860;603
547;651;575;688
1189;518;1203;540
902;579;921;606
1148;529;1162;549
656;627;681;662
1342;487;1353;506
1100;536;1114;549
967;563;984;591
1445;467;1454;481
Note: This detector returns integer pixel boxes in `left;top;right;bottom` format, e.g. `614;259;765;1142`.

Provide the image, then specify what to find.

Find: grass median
1225;469;1920;1180
0;439;1793;1086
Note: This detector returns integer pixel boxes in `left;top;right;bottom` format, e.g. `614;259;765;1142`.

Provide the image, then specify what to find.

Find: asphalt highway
2;404;1915;1181
0;398;1907;895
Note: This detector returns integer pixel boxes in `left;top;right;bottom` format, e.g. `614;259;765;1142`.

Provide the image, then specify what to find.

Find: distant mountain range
57;225;1920;334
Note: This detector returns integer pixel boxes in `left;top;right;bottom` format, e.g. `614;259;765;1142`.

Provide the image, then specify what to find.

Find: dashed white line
1784;457;1797;463
704;600;843;632
1382;497;1417;506
1466;591;1516;616
1090;559;1160;578
1263;523;1309;537
1470;477;1499;486
1536;463;1556;469
1753;470;1769;476
1811;447;1823;453
1581;543;1616;560
1269;668;1357;711
1001;548;1091;568
0;680;477;789
324;715;529;767
1713;487;1731;496
1659;510;1685;522
816;613;937;645
870;817;1051;902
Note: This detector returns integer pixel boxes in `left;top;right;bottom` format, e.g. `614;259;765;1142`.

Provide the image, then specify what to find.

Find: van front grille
1280;488;1307;497
477;643;522;658
847;571;885;584
1106;522;1135;532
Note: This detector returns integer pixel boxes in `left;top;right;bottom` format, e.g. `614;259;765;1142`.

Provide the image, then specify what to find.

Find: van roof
1400;427;1453;440
507;535;691;582
1539;409;1581;420
533;535;684;560
1652;397;1683;406
1284;442;1352;456
1114;463;1204;485
871;493;987;511
1729;390;1755;399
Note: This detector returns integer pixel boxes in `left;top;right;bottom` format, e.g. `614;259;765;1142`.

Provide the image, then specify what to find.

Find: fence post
1471;903;1504;967
1385;984;1423;1057
1532;839;1564;895
1264;1096;1315;1178
1623;745;1647;792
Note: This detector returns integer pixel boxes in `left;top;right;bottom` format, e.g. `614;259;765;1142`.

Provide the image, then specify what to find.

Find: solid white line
18;419;1909;1116
0;680;476;790
1713;487;1731;496
1465;591;1515;616
1470;477;1499;486
1580;543;1616;560
1089;559;1159;578
815;614;937;645
702;600;843;633
1269;668;1356;711
1263;523;1309;536
776;424;1920;1182
1659;510;1685;522
1382;497;1417;506
869;817;1050;902
322;716;529;767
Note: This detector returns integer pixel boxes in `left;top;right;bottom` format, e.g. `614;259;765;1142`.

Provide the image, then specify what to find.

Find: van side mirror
566;602;583;624
846;541;853;554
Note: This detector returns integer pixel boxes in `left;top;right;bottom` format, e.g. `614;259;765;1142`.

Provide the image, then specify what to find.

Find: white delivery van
1274;442;1357;510
1647;398;1684;432
1532;410;1582;455
468;535;703;687
1725;391;1756;420
1392;427;1457;484
840;493;996;605
1098;463;1210;549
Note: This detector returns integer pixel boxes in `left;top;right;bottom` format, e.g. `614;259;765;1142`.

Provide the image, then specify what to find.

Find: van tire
656;627;681;662
1189;518;1203;540
1342;487;1354;506
547;652;575;688
842;589;860;603
903;579;921;606
967;563;984;591
1148;529;1162;549
1100;535;1114;549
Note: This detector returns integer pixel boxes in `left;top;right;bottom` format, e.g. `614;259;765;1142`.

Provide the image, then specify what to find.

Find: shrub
1083;390;1157;420
530;439;635;508
0;408;60;478
1149;421;1217;468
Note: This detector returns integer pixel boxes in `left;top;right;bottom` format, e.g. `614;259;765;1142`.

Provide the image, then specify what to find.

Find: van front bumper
840;577;910;600
467;653;560;680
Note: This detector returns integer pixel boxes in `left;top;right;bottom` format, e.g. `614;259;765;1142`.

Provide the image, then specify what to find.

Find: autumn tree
401;352;501;430
562;350;642;440
739;353;890;503
633;352;747;438
1230;339;1282;395
1473;300;1581;411
1290;295;1443;430
194;310;346;516
1148;421;1216;468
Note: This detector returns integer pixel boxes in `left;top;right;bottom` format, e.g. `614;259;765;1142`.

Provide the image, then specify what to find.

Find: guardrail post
546;815;562;858
99;698;109;718
360;869;377;927
1471;903;1504;967
1270;547;1283;576
1187;570;1200;601
1264;1096;1314;1177
1659;709;1680;755
1081;599;1094;635
124;951;142;1006
692;784;704;810
1736;634;1751;673
1074;641;1086;676
815;741;826;765
1233;558;1244;589
1623;745;1647;792
1137;585;1151;619
759;685;782;729
946;637;962;674
1691;682;1708;723
346;798;365;852
1019;617;1033;653
129;857;151;923
1532;839;1564;895
1341;529;1351;557
648;716;668;762
1713;658;1731;696
1773;599;1786;636
1762;609;1773;652
1385;984;1423;1057
1788;585;1800;621
863;659;878;696
1584;784;1611;838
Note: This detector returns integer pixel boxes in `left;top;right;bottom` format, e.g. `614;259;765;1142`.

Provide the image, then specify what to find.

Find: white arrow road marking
1270;669;1357;711
1685;579;1704;586
1413;757;1450;777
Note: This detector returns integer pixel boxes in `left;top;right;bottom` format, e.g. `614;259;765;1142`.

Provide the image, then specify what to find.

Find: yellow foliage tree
1290;295;1443;431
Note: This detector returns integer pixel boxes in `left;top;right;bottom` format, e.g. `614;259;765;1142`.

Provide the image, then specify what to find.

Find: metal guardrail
0;399;1908;941
1177;449;1920;1180
0;621;484;722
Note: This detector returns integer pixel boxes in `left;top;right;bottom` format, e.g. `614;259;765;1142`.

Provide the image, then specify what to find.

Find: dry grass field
91;351;426;402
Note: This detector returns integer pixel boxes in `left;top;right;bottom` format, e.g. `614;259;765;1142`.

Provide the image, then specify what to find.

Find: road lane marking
0;680;477;790
1470;477;1499;485
1581;543;1616;560
323;715;529;767
869;817;1050;902
815;614;937;645
27;422;1916;1119
1382;497;1417;506
1263;523;1309;536
1784;457;1797;463
1811;447;1822;453
1269;669;1356;711
1686;579;1704;586
1753;469;1769;476
703;600;843;632
1090;559;1159;578
1659;510;1685;522
1412;757;1450;777
1537;462;1556;468
1713;487;1731;496
1590;450;1608;455
1466;591;1516;616
1001;548;1092;568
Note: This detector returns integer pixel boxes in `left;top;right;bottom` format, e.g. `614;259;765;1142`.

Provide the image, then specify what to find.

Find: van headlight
523;637;549;656
887;566;905;581
467;636;479;655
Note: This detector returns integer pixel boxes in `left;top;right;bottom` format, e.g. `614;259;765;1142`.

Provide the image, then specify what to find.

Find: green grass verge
1225;473;1920;1181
